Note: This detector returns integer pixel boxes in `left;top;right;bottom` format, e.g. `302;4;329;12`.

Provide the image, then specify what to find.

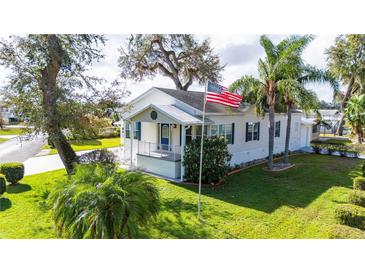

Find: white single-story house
120;87;318;181
0;104;18;124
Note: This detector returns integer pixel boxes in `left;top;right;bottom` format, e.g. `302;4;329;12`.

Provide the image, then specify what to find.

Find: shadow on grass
139;198;232;239
71;139;102;146
0;197;12;211
174;155;361;214
6;183;32;194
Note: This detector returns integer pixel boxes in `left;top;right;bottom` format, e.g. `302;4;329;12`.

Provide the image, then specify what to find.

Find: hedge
348;190;365;207
353;176;365;191
328;224;364;239
183;137;231;184
334;204;365;230
0;174;6;195
0;162;24;184
311;143;360;157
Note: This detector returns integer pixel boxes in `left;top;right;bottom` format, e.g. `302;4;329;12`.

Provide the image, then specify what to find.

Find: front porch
121;104;210;181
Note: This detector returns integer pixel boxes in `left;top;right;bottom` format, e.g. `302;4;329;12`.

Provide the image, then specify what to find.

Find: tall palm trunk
284;104;292;164
356;126;363;144
337;75;355;136
268;104;275;170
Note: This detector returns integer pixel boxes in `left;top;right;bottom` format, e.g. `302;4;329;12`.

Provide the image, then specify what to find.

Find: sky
0;34;339;102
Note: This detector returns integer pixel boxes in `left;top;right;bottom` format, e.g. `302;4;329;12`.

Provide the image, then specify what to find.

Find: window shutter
257;122;260;140
179;125;182;146
137;121;141;140
245;123;249;142
231;123;235;144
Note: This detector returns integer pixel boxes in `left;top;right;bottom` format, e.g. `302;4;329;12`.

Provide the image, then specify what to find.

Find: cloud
219;43;263;66
0;34;340;102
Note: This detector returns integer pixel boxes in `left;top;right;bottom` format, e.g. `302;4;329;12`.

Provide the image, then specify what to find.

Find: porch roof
125;104;212;125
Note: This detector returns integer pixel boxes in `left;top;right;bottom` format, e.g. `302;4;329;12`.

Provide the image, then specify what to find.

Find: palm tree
51;164;160;239
230;35;315;170
277;80;319;163
344;94;365;144
326;34;365;136
279;65;339;164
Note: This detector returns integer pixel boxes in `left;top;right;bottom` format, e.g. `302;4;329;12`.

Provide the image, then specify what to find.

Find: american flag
206;81;242;108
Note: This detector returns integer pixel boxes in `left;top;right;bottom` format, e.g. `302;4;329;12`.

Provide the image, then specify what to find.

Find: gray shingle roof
154;87;248;114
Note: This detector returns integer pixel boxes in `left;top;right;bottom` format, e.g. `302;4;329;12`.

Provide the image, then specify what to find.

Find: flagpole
197;80;208;220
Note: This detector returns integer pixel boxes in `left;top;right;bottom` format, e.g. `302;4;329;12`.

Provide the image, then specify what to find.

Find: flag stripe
206;97;240;108
206;93;240;108
206;80;243;109
222;91;242;101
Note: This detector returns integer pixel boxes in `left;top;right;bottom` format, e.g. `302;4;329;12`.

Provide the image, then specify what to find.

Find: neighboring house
120;87;317;181
309;109;342;135
0;104;18;124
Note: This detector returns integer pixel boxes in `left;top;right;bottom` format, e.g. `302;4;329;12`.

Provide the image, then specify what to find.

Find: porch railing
137;141;181;161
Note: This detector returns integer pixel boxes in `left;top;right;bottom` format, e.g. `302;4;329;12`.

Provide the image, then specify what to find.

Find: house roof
125;104;213;125
154;87;250;114
318;109;341;116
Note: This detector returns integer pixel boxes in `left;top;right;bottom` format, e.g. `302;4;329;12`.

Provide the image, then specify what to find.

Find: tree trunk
268;104;275;170
284;104;292;164
357;126;363;144
337;75;355;136
40;35;77;174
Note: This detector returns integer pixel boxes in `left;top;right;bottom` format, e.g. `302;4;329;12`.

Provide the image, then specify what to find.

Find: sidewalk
23;147;121;176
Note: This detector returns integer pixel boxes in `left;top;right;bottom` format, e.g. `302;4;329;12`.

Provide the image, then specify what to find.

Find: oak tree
118;34;223;90
0;35;126;174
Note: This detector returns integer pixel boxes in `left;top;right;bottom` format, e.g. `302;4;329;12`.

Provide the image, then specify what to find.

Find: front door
160;124;170;150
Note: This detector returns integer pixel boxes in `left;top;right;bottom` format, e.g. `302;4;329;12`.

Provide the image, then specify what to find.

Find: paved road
0;135;46;164
24;147;122;176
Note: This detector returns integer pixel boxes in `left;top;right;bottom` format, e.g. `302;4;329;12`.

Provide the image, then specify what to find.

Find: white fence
137;141;181;161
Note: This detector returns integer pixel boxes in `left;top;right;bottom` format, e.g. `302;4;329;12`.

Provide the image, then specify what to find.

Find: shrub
353;176;365;190
0;162;24;184
51;164;160;239
328;224;364;239
334;204;365;230
77;149;117;165
0;174;6;195
348;190;365;207
183;137;232;184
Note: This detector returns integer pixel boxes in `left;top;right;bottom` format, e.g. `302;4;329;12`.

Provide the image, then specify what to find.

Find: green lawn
42;137;121;155
0;154;363;239
0;127;25;135
0;138;7;143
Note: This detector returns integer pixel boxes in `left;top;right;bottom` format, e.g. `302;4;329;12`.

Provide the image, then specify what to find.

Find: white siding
121;88;310;178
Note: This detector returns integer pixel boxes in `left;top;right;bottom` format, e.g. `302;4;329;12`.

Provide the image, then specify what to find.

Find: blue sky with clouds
0;34;339;102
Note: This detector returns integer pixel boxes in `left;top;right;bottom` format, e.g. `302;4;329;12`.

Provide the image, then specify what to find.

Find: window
134;121;141;140
125;121;130;139
195;125;209;139
215;124;234;144
185;126;193;144
246;122;260;142
275;121;281;137
312;124;319;133
125;121;141;140
210;125;219;137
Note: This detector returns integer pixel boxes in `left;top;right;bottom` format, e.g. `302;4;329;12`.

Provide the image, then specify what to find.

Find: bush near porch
1;154;364;239
183;137;231;184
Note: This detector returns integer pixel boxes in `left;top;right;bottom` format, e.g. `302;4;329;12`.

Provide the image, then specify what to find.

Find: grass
0;138;7;143
42;137;121;155
0;127;25;135
0;154;363;239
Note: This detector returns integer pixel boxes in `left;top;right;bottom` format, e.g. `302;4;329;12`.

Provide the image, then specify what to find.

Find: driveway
0;135;46;164
23;147;122;176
